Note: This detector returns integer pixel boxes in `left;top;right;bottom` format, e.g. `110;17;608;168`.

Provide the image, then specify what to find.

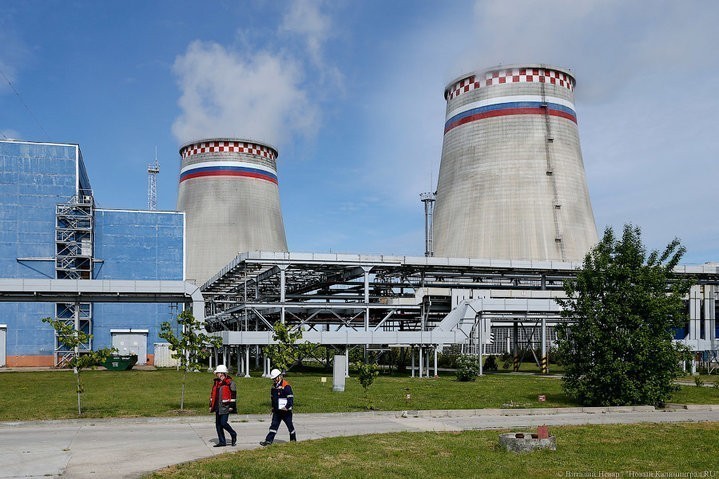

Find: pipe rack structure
201;252;719;375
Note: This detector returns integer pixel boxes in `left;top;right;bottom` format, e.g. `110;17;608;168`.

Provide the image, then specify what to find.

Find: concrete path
2;406;718;479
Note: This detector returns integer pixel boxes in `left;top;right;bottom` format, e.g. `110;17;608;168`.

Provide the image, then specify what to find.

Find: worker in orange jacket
209;364;237;447
260;368;296;446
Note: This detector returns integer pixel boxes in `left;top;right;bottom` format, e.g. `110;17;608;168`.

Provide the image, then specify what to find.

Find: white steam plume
172;41;318;147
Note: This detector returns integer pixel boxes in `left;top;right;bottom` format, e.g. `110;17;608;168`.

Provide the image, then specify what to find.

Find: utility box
153;343;180;367
333;355;346;392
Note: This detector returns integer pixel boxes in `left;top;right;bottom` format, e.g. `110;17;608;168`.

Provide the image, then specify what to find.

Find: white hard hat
270;368;282;379
214;365;228;374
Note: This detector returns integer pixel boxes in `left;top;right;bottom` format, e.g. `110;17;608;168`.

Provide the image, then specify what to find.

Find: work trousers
264;410;296;443
215;412;237;445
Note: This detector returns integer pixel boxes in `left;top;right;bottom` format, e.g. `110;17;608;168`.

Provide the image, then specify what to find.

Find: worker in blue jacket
260;368;296;446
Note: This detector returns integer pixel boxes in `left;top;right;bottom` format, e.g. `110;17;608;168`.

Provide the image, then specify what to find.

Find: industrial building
1;64;717;372
0;139;183;366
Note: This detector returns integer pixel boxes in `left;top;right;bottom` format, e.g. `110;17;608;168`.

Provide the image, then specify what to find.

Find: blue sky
1;0;717;264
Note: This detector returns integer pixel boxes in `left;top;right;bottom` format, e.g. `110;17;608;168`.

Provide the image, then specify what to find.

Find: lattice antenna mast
147;147;160;210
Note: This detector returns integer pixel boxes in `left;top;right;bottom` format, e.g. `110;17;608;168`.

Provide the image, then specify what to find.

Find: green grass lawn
146;422;719;479
0;369;717;421
679;373;719;385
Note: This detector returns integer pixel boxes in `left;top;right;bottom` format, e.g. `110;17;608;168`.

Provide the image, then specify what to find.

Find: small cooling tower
177;138;288;284
433;64;598;261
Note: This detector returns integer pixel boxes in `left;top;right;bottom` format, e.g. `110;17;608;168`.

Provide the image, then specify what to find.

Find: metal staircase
54;195;94;366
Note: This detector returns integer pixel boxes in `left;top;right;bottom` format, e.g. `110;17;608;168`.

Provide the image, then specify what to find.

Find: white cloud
467;0;719;103
280;0;331;66
278;0;344;93
0;129;21;140
171;41;318;147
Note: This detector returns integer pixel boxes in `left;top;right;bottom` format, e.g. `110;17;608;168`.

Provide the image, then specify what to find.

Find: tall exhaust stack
177;138;288;284
433;64;598;261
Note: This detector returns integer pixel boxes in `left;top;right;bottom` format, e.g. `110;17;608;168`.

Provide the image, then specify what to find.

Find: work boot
259;441;272;446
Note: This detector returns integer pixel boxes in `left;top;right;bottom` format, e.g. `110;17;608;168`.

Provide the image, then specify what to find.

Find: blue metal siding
77;149;92;197
0;141;78;279
91;303;178;353
0;302;56;355
93;210;183;280
92;209;184;353
0;141;185;360
0;141;80;359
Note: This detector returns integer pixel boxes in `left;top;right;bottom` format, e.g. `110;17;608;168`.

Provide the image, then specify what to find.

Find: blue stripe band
445;101;576;129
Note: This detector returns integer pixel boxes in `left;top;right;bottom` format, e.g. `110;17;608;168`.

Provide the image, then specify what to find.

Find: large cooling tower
433;64;598;261
177;138;288;284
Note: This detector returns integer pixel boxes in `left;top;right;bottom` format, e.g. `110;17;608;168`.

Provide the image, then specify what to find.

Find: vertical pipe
541;316;548;374
419;347;424;378
421;193;436;257
411;347;415;378
704;285;715;345
689;285;700;340
245;347;251;378
363;267;370;330
434;347;438;377
513;321;519;372
478;317;483;377
280;265;287;325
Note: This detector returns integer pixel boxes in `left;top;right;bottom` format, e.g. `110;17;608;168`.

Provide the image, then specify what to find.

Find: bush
455;355;480;381
500;352;512;370
483;355;498;372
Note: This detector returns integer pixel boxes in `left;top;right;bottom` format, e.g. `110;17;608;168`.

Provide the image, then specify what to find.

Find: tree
354;361;379;409
263;322;311;373
555;224;692;406
159;309;222;410
42;317;116;415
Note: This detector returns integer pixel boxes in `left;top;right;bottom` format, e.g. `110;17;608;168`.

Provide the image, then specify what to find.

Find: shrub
500;352;512;370
483;355;498;372
455;355;480;381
